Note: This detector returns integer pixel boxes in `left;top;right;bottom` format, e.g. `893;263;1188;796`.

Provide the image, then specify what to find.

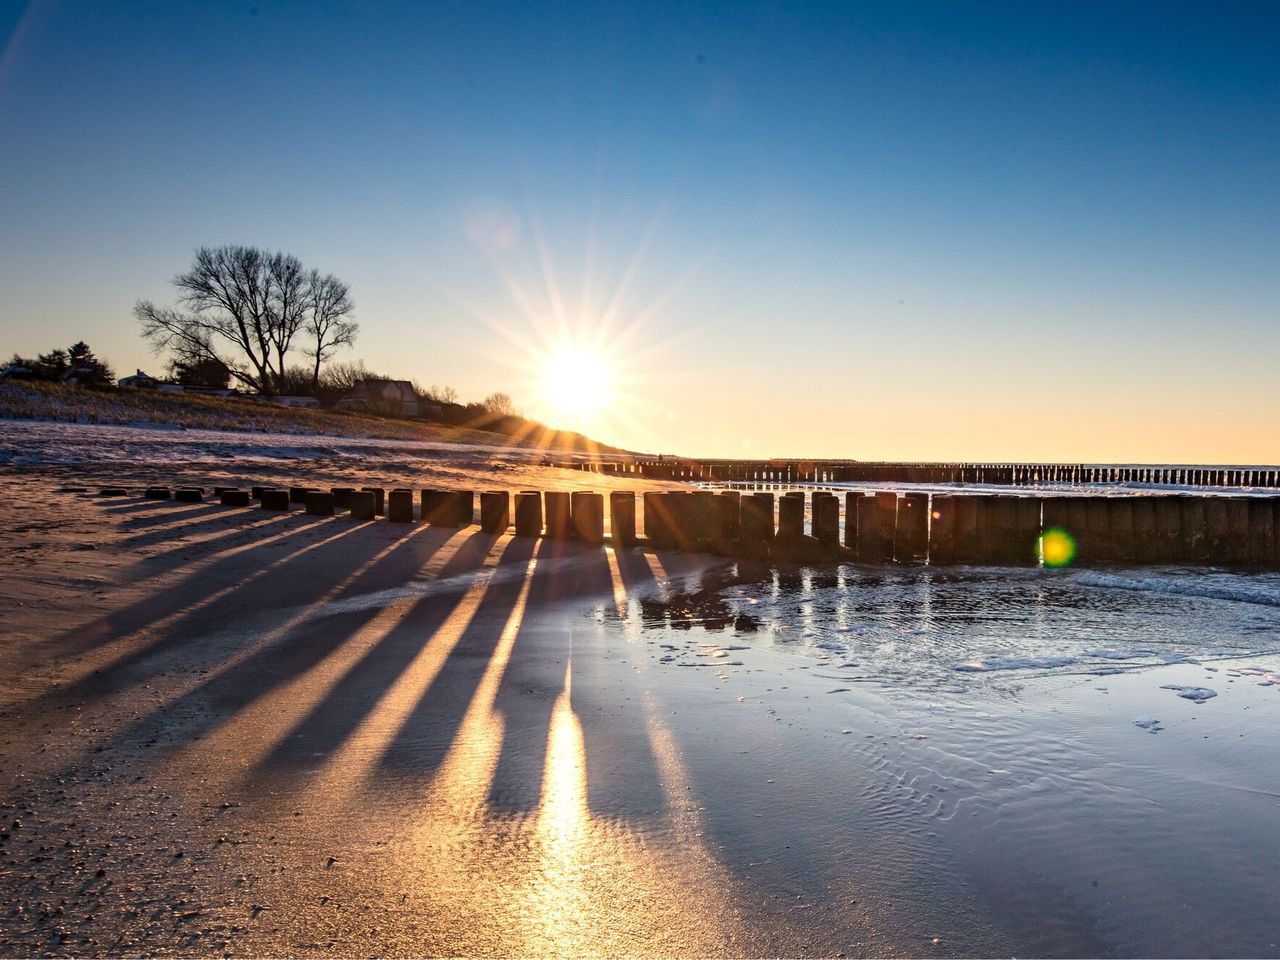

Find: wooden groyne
102;484;1280;568
563;459;1280;489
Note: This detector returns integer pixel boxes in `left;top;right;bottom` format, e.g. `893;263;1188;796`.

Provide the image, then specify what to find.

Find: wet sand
3;451;1280;957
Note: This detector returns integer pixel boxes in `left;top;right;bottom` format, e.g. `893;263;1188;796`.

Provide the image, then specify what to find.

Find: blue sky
1;1;1277;460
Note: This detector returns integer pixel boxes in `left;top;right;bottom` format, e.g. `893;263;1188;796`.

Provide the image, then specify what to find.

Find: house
338;379;421;418
118;369;163;389
0;363;32;380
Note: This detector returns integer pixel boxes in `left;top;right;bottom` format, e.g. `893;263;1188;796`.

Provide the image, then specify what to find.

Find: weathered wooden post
348;490;377;521
480;491;510;533
362;487;386;515
1131;497;1158;563
777;492;805;540
545;491;572;539
289;486;314;505
260;489;290;511
1176;495;1206;562
929;494;958;564
894;493;929;563
642;492;671;547
813;493;840;548
388;489;414;523
718;491;742;548
175;488;204;503
667;492;698;550
1204;497;1230;564
1106;498;1136;563
843;492;861;550
1225;498;1250;564
420;490;447;524
306;491;336;516
571;491;605;543
330;487;355;511
610;491;637;545
514;491;543;537
856;492;896;563
454;491;475;526
220;489;251;507
1247;497;1275;566
144;486;172;501
99;487;129;497
250;486;267;500
739;492;774;555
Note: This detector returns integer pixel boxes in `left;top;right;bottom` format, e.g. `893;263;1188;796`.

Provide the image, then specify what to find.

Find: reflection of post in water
634;565;763;633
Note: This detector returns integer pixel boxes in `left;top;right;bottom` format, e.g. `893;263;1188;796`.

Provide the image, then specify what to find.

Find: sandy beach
2;423;1280;957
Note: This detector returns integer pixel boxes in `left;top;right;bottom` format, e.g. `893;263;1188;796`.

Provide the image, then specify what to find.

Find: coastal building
338;378;421;418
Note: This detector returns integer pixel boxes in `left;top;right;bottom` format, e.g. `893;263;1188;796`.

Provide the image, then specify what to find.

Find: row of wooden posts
567;460;1280;489
118;484;1280;567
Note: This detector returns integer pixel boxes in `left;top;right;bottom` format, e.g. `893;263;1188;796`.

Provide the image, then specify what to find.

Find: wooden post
480;491;510;533
260;489;290;511
514;491;543;537
843;492;860;550
1131;497;1157;563
1204;498;1231;564
894;493;929;562
453;491;475;526
812;493;839;547
739;493;774;554
610;491;637;545
306;491;336;516
713;492;741;554
144;486;171;501
856;492;895;563
1247;497;1275;566
362;487;386;516
1106;498;1136;563
545;491;572;539
571;491;605;543
642;492;672;547
777;492;804;539
388;489;414;523
349;490;377;521
330;487;355;511
1225;498;1249;564
220;489;251;507
1176;495;1206;562
929;494;957;564
1151;497;1181;562
666;491;696;550
175;488;203;503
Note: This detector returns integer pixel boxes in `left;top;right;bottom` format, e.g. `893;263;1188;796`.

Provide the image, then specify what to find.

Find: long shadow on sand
53;523;474;769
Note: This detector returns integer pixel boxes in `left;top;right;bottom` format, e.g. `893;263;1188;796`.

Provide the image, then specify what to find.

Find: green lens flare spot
1040;527;1077;567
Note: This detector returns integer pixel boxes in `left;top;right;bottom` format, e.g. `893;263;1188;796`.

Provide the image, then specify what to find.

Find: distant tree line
7;341;115;387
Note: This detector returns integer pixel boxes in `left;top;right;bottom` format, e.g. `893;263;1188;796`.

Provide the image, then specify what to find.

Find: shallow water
630;561;1280;956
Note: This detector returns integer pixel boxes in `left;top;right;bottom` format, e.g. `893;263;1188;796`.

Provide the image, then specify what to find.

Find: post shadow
58;523;471;770
254;531;535;780
46;518;445;708
41;512;331;658
116;508;298;553
117;503;219;530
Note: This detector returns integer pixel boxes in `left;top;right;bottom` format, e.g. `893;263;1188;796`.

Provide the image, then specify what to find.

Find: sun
541;345;611;424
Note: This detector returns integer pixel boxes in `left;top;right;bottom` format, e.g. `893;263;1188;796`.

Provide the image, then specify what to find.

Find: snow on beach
0;417;559;469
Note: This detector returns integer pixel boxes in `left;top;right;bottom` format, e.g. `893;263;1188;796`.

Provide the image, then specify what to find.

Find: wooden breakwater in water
562;459;1280;489
104;484;1280;568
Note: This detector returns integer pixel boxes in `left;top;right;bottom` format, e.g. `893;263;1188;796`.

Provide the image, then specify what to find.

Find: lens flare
1040;528;1077;567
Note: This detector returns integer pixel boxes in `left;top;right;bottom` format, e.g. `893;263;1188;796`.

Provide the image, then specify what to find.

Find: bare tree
426;384;459;404
482;391;516;416
135;245;353;395
302;270;357;389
